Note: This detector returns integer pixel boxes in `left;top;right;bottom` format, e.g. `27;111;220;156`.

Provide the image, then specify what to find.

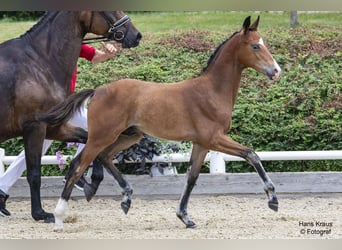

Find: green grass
1;11;342;42
0;20;35;42
130;11;342;32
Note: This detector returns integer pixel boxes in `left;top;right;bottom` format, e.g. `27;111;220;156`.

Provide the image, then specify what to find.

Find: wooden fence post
290;11;299;27
209;151;226;174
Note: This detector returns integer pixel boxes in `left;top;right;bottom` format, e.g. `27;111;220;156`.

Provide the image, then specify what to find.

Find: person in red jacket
0;42;117;217
70;43;117;93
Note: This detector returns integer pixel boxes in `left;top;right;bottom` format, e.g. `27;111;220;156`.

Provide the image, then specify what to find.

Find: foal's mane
200;31;239;74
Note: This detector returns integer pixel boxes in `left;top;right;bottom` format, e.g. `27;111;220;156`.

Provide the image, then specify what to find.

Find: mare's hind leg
176;143;208;228
82;157;104;201
96;131;143;214
211;134;278;211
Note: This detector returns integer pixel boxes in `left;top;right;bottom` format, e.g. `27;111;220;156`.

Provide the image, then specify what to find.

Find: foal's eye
251;44;260;50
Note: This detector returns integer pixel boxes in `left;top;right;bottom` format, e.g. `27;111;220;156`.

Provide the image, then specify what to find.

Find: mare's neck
22;12;86;91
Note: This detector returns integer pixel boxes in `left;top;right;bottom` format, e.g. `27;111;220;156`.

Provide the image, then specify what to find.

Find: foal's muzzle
265;60;281;80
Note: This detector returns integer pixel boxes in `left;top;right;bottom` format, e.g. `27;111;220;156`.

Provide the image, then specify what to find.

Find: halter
83;12;131;44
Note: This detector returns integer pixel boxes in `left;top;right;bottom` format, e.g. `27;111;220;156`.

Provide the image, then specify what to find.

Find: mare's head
235;16;281;80
81;11;142;48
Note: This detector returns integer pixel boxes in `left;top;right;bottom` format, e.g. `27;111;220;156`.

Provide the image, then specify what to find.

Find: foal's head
235;16;281;80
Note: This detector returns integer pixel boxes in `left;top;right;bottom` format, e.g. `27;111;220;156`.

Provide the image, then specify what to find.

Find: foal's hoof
83;183;96;202
264;188;278;212
177;213;197;229
33;211;55;223
268;200;279;212
121;200;131;215
53;227;64;233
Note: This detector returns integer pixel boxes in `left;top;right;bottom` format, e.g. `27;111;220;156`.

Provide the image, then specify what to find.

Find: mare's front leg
211;134;278;211
23;122;54;223
176;143;208;228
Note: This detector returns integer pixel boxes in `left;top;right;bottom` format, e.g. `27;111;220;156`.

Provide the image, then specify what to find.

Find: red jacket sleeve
79;44;96;61
70;44;96;93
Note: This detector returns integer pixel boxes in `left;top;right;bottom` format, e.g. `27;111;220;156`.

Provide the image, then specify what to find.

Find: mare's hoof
83;183;96;202
268;200;279;212
186;221;197;229
121;200;131;215
44;216;55;223
33;211;55;223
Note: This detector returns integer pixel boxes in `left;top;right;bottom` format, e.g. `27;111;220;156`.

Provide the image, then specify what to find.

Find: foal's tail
37;89;95;127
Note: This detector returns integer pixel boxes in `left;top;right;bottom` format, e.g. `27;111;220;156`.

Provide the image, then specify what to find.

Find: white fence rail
1;148;341;176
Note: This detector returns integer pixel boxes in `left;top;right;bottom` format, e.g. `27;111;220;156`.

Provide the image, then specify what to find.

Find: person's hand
91;42;117;64
100;42;117;56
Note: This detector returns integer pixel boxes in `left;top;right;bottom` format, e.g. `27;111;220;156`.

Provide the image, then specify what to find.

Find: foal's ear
242;16;251;35
249;16;260;31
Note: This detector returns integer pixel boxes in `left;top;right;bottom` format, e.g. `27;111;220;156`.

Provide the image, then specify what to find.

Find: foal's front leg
244;149;278;211
176;144;208;228
212;134;278;211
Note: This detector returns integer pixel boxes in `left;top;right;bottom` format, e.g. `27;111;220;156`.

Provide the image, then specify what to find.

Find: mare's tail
37;89;95;126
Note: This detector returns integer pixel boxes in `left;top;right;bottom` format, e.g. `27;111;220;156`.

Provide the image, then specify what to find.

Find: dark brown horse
39;16;281;231
0;11;141;222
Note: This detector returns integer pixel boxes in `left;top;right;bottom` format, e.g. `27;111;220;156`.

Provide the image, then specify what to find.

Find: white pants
0;104;88;194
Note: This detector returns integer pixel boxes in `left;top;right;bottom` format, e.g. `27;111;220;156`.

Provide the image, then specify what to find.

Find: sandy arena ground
1;194;341;239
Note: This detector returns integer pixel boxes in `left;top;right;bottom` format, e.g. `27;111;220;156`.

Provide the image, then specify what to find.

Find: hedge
0;15;341;175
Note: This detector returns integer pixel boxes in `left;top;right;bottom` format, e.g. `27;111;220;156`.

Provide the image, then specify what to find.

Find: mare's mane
20;12;59;40
200;31;239;74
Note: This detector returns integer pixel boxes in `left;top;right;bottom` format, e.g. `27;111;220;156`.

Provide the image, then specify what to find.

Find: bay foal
40;16;281;230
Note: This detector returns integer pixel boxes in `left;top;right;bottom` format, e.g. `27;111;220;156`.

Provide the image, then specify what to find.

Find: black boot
0;189;11;217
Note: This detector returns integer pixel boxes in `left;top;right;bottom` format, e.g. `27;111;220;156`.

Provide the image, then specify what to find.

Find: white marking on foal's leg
54;198;68;232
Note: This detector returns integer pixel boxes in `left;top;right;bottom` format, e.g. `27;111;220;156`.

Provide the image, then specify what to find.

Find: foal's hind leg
47;124;104;200
211;134;278;211
54;144;104;231
96;132;143;214
176;143;208;228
